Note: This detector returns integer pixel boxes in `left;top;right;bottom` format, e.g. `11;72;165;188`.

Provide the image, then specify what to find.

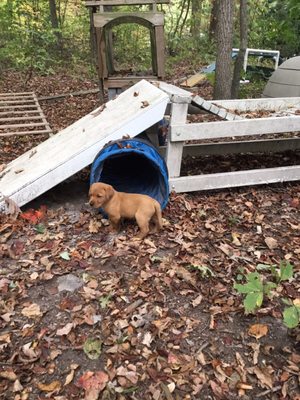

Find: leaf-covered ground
0;71;299;400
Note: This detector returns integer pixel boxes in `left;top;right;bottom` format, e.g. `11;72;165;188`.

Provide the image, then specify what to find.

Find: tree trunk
49;0;63;50
213;0;235;100
209;0;218;40
190;0;203;40
231;0;248;99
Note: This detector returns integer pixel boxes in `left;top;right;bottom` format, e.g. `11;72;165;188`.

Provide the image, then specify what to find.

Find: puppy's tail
153;200;163;231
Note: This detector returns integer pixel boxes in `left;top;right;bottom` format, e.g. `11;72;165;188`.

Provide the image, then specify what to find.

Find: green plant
256;260;293;283
282;299;300;329
234;261;298;329
234;271;277;313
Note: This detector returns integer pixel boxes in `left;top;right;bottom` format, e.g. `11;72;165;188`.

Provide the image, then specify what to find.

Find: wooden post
166;102;188;179
154;25;165;78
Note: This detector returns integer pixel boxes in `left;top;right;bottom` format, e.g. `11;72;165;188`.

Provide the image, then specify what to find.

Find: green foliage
256;260;293;283
99;292;114;309
234;272;276;313
234;261;298;329
0;0;91;74
83;338;102;360
282;302;300;329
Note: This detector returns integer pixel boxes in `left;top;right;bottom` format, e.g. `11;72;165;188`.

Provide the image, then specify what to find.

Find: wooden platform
159;83;300;193
0;92;52;137
0;80;168;211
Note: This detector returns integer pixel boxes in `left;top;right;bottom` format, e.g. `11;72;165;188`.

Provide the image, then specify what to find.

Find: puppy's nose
89;200;94;207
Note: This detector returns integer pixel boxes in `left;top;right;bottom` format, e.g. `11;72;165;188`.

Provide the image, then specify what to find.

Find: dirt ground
0;72;299;400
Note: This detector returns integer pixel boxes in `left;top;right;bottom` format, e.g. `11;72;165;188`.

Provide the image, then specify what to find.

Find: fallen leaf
142;331;153;347
64;364;79;386
248;323;268;339
36;380;61;392
248;366;273;389
56;322;73;336
0;369;17;381
76;370;109;399
264;237;278;250
83;338;102;360
21;303;42;318
192;294;203;307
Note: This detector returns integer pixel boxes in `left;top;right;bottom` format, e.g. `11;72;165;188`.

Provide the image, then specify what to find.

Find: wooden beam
0;92;35;96
154;25;165;78
158;138;300;157
94;12;164;28
0;122;47;129
211;97;300;112
166;102;187;178
0;99;35;105
0;105;37;110
169;166;300;193
0;116;43;122
0;110;40;116
0;129;52;137
171;116;300;141
85;0;169;5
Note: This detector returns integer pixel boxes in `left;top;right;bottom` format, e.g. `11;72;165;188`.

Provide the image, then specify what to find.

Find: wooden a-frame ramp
0;80;169;212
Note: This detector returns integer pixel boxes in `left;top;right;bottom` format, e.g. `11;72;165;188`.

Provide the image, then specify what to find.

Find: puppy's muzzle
89;200;95;207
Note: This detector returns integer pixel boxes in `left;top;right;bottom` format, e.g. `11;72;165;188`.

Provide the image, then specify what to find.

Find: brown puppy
89;182;163;239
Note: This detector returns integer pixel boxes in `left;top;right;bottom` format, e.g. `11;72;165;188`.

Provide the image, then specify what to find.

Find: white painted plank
158;138;300;157
171;115;300;141
210;97;300;112
169;166;300;193
166;102;188;177
0;80;169;210
154;81;192;104
155;82;242;120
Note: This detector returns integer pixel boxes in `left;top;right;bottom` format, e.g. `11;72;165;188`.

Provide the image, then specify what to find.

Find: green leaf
34;223;45;234
83;338;102;360
234;279;263;294
99;292;113;309
244;292;263;313
59;251;70;261
283;306;300;329
264;282;277;296
122;386;138;394
282;298;292;306
236;274;244;281
279;261;293;282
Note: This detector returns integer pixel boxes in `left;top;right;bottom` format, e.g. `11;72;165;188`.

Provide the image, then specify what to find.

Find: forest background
1;0;300;99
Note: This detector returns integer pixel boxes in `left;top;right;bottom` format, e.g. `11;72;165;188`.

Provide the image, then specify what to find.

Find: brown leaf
141;100;149;108
0;369;17;381
64;364;79;386
264;237;278;250
56;322;73;336
21;303;42;318
248;366;273;389
36;380;61;392
248;324;268;339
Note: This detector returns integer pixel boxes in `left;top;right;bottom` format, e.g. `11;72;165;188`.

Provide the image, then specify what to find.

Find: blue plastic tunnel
90;138;169;209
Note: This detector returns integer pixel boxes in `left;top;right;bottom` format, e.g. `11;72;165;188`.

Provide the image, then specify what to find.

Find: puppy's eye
97;194;102;198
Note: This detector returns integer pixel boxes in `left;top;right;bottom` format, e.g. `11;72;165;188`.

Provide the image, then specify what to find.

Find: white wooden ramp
0;80;169;211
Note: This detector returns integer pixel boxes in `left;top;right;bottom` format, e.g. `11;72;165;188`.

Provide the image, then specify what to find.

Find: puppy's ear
105;184;114;200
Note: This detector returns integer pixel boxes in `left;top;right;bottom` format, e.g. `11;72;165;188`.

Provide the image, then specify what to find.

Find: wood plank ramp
0;80;169;211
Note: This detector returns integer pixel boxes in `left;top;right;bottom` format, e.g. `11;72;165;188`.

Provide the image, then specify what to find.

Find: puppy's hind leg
151;201;163;233
135;212;150;239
